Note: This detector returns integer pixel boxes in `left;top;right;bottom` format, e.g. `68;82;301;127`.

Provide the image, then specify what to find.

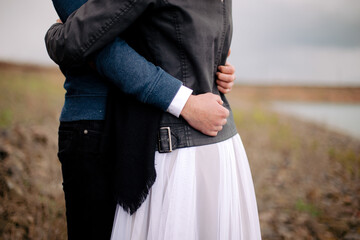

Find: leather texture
46;0;237;149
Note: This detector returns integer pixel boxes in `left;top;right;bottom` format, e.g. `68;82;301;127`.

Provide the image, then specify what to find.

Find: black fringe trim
116;172;157;215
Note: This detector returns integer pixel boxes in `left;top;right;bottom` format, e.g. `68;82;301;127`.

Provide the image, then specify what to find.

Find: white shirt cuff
167;85;193;118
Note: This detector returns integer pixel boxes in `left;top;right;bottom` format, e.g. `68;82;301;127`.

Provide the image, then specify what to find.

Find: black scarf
102;86;161;214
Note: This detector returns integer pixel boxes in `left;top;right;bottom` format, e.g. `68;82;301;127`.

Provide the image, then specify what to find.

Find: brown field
0;62;359;239
229;85;360;103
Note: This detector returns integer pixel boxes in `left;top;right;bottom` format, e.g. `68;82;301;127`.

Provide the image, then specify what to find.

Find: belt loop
158;127;172;153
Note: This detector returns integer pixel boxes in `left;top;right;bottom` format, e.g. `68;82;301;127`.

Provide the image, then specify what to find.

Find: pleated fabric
111;134;262;240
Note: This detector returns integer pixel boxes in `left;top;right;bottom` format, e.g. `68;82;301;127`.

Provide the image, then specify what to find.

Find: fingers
222;118;228;125
204;125;223;137
214;125;223;131
217;62;235;74
181;93;229;137
217;78;234;94
205;130;218;137
204;114;227;136
204;93;229;118
214;94;223;105
217;61;236;94
201;103;228;136
216;72;235;83
56;19;63;23
217;78;234;88
223;107;230;118
217;85;230;94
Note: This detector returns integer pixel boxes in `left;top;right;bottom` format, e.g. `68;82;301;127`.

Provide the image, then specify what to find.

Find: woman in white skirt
112;135;262;239
109;0;262;239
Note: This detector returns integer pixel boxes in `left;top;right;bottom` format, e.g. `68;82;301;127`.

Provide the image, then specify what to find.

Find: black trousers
58;120;116;240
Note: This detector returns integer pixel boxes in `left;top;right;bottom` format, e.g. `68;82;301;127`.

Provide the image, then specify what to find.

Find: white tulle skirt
111;134;262;240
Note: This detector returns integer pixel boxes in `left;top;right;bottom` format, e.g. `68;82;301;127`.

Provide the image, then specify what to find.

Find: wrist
167;85;193;117
180;95;195;119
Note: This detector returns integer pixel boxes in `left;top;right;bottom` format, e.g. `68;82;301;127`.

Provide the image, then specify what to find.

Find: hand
181;93;229;136
216;49;235;94
56;19;62;23
216;61;236;94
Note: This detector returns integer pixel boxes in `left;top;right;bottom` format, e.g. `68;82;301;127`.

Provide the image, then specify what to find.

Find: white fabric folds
111;134;262;240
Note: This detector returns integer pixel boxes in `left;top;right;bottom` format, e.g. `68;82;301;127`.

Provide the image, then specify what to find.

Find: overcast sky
0;0;359;86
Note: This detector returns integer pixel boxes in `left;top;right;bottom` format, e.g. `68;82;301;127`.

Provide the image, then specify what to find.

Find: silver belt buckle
158;127;172;153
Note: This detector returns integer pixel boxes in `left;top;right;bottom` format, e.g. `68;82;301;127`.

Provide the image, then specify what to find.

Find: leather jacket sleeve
45;0;156;68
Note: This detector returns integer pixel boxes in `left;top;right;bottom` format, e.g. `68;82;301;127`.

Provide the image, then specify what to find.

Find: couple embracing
45;0;261;239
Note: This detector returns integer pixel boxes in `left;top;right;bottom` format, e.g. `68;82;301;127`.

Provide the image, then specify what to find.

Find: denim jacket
45;0;237;150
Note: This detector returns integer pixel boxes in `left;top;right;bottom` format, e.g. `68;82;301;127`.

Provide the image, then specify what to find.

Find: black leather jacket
45;0;237;151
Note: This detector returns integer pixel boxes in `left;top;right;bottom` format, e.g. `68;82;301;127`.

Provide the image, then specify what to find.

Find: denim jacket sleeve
45;0;156;68
96;37;182;111
46;0;184;111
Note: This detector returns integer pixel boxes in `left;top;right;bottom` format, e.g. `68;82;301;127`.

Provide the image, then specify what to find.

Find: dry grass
230;85;360;103
227;88;360;239
0;62;359;239
0;63;64;127
0;63;66;240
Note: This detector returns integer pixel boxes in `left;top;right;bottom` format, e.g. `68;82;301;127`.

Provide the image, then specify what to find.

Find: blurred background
0;0;359;239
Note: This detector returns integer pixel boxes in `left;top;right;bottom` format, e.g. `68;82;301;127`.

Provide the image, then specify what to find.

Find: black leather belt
157;125;190;153
157;127;173;153
156;102;238;154
156;122;238;154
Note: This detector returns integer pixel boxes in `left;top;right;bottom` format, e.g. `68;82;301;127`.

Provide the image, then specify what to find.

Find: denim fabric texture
57;120;116;240
51;0;182;122
96;38;182;111
52;0;86;23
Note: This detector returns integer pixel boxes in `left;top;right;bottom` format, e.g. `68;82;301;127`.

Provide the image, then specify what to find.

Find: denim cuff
142;70;183;111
